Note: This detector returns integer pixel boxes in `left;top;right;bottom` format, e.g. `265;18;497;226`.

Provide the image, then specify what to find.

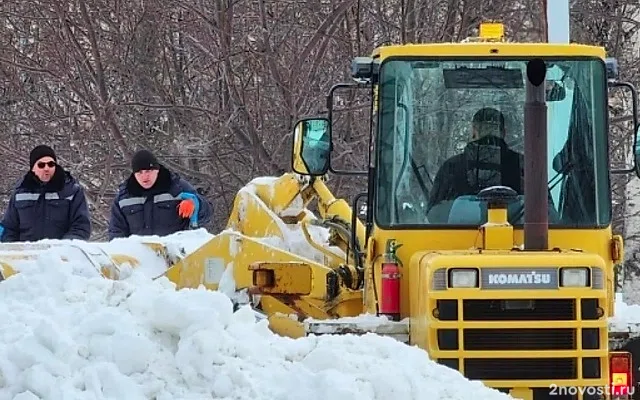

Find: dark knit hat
29;145;57;168
131;149;160;173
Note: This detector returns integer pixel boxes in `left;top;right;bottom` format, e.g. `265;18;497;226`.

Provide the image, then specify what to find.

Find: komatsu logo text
481;267;558;289
488;271;551;285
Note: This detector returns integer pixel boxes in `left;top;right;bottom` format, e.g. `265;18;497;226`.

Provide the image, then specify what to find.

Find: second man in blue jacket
108;149;212;239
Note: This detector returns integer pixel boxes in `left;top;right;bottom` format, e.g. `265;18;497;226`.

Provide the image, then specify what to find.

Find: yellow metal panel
260;296;300;319
267;313;306;338
0;262;17;280
161;230;363;320
429;349;609;358
372;227;614;318
509;388;532;400
416;249;607;268
479;22;505;40
483;226;513;250
409;251;428;349
226;190;285;240
249;261;313;295
429;320;606;329
376;43;606;59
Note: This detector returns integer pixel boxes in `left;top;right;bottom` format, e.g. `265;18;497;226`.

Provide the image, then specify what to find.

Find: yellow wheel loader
2;8;640;400
254;21;640;399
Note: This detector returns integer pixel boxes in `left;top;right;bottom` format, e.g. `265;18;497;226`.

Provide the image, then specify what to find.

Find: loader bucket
0;240;173;282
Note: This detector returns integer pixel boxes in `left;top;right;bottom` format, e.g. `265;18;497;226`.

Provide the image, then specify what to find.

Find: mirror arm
326;81;371;120
326;82;370;176
350;192;368;270
609;81;639;129
609;80;639;175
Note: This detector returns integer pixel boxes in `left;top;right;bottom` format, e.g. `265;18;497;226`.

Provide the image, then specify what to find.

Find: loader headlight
448;268;479;288
560;267;590;287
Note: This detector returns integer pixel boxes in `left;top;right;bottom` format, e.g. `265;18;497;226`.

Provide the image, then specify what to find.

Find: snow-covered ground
0;230;514;400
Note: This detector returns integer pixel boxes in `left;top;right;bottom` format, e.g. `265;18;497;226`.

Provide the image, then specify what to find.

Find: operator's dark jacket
1;167;91;242
108;165;212;239
428;135;525;207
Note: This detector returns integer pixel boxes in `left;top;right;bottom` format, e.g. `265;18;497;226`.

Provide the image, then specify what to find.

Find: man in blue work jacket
0;145;91;242
108;149;212;239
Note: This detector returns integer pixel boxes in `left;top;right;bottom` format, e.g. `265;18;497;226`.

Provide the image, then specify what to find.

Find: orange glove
177;199;196;218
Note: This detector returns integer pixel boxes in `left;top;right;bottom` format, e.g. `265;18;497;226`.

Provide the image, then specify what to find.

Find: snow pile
304;313;407;335
620;276;640;306
309;313;398;330
0;230;216;286
0;233;514;400
610;293;640;332
102;228;216;259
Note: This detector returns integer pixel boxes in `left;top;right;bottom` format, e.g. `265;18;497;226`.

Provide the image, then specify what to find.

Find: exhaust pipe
524;59;548;250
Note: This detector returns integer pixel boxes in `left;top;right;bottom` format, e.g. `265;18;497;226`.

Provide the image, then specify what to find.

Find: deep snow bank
0;233;513;400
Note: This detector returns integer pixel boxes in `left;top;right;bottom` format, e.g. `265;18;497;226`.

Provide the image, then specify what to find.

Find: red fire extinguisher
380;239;402;321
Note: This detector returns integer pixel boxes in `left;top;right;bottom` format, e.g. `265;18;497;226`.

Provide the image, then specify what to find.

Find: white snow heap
610;293;640;333
0;231;514;400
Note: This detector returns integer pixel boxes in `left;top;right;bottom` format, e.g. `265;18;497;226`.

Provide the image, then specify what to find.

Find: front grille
464;358;577;380
464;328;575;350
463;299;575;321
436;297;602;384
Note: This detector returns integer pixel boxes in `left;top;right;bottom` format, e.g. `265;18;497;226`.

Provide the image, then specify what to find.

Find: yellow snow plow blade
0;241;171;282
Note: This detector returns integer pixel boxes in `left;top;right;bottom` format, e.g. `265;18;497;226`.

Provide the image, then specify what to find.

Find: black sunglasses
37;161;56;168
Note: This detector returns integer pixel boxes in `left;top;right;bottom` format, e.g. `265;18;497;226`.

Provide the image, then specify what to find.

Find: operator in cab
427;107;525;210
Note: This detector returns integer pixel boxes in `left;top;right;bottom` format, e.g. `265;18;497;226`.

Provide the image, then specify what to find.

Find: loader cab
292;50;640;243
373;56;616;231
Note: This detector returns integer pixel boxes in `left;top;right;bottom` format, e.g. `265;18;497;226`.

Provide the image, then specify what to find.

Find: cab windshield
374;57;610;228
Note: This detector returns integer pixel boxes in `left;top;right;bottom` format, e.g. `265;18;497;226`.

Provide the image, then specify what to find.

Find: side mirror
291;117;331;176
